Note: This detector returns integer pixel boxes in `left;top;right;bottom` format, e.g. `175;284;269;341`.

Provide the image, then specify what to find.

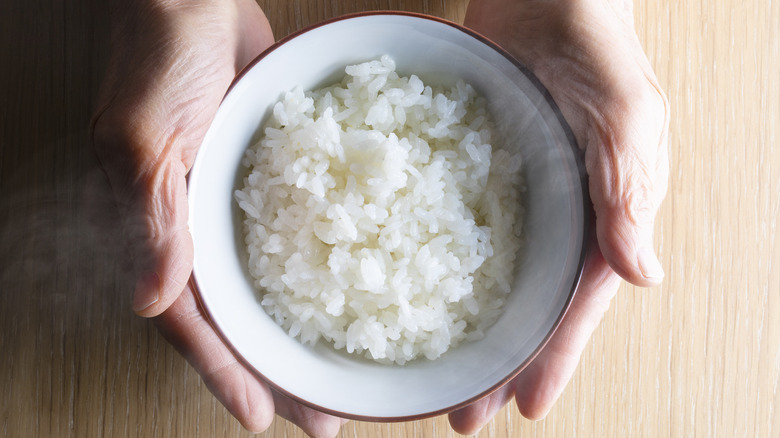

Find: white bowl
188;12;589;421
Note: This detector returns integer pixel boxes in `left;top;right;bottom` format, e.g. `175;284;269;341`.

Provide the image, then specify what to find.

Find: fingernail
133;271;160;312
637;247;664;283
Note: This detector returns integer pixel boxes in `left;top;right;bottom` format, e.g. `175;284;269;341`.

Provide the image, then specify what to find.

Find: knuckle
590;75;669;221
91;105;152;195
622;180;656;227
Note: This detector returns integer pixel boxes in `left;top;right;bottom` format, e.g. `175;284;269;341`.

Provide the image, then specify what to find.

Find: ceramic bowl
188;12;589;421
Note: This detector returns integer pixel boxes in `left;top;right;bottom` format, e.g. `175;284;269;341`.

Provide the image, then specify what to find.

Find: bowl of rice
188;11;589;421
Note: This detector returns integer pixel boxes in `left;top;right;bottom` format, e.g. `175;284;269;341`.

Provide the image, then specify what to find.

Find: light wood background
1;0;778;437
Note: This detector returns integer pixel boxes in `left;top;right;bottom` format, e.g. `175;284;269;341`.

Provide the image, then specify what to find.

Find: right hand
450;0;670;433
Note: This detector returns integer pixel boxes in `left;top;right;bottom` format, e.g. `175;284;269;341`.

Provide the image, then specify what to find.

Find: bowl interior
188;13;587;420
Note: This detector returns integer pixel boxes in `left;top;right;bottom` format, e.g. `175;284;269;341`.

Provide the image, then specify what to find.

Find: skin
93;0;344;435
91;0;668;436
450;0;669;433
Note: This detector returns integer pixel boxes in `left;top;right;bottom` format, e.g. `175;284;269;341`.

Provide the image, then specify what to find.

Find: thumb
585;92;669;287
127;155;195;316
91;106;196;317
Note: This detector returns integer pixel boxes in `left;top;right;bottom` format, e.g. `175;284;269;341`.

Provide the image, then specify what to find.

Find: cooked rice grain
236;56;524;364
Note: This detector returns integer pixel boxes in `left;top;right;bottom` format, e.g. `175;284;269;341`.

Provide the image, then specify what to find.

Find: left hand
91;1;345;435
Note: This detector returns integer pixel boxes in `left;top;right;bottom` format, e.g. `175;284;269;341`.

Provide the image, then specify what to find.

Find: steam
0;135;142;356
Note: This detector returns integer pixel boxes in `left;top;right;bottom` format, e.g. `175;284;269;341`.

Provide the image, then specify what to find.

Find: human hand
91;0;344;435
450;0;669;433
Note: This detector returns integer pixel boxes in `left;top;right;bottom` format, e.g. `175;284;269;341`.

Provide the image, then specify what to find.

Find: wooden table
2;1;778;436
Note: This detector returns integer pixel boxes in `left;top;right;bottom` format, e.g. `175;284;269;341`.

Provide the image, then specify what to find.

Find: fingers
448;245;621;426
153;283;276;432
154;283;346;436
513;245;621;419
272;391;347;438
448;383;515;435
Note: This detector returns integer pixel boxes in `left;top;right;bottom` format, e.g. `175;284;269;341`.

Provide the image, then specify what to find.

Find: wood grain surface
1;0;778;436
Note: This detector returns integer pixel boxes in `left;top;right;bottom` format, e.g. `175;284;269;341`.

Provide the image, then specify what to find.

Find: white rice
235;56;524;364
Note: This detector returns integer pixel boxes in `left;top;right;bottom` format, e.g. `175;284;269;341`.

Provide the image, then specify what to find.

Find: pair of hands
92;0;668;436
